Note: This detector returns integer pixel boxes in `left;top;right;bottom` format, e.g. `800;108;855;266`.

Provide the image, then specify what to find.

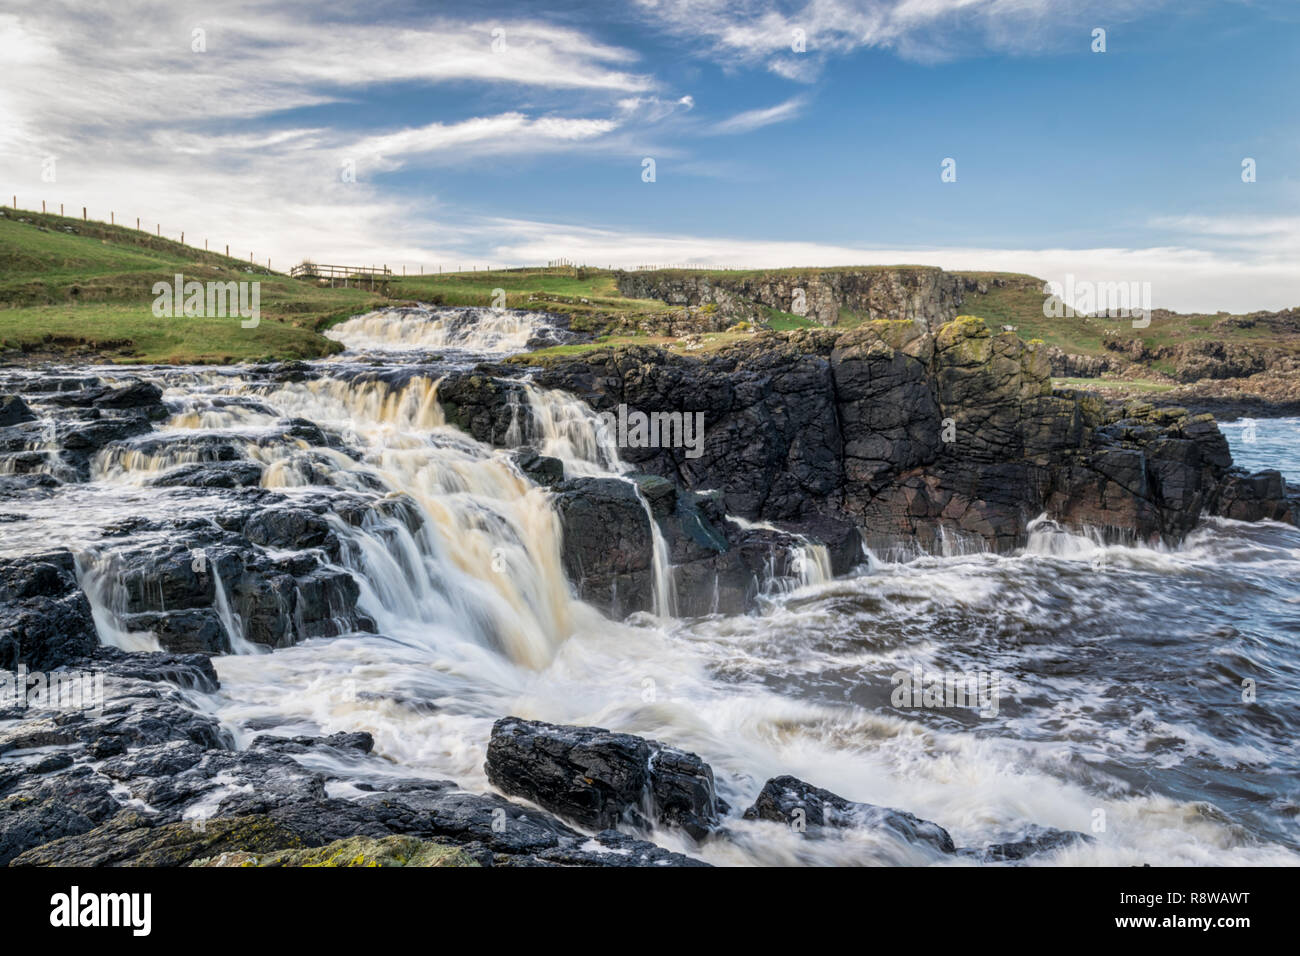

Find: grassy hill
0;208;383;364
954;271;1300;367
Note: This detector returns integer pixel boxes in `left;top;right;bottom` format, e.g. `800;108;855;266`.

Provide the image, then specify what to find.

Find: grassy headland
0;208;383;364
2;206;1294;374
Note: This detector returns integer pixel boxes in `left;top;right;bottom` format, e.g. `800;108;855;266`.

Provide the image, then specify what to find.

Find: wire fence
4;197;751;277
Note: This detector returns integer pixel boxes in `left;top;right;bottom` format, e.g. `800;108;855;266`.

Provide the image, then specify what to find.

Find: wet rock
69;647;220;692
0;550;98;670
435;373;525;445
250;731;375;756
0;395;36;427
485;716;721;840
242;507;334;552
512;447;565;487
523;321;1273;551
959;824;1094;863
10;811;309;867
1213;468;1295;523
552;477;654;616
150;460;265;489
92;381;167;419
743;775;956;855
101;514;365;649
0;767;120;865
0;677;228;756
119;609;231;655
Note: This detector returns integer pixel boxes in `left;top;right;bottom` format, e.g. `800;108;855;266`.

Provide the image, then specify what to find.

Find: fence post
180;232;184;244
60;204;63;216
225;244;229;257
111;212;114;224
82;207;86;221
42;201;45;213
136;217;139;230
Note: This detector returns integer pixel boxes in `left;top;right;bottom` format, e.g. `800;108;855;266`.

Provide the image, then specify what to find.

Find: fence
5;197;753;277
5;196;276;270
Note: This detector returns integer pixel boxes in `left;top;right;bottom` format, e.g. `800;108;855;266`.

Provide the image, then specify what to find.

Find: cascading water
4;307;1299;866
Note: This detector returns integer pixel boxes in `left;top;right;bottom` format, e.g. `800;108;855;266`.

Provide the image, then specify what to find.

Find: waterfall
74;551;162;653
521;384;679;618
325;306;553;354
211;564;263;655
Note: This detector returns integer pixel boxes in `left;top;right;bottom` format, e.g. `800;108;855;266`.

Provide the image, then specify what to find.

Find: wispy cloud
710;96;806;134
631;0;1173;75
346;114;621;170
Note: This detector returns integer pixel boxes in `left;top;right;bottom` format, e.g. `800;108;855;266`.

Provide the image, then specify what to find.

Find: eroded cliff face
615;267;966;330
520;318;1294;553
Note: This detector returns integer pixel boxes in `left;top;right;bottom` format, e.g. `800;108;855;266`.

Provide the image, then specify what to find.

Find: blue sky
2;0;1298;310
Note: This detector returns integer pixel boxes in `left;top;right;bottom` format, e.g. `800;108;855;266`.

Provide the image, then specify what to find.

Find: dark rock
959;824;1094;863
0;550;98;671
119;609;231;655
1213;468;1295;523
0;767;120;865
92;381;167;419
243;508;333;552
150;461;264;489
743;775;956;855
552;477;654;615
9;811;308;867
0;395;36;427
485;716;721;840
512;447;565;487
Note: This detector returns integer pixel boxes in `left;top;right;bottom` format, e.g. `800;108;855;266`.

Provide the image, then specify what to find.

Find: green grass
0;208;385;363
381;267;672;333
954;271;1300;359
762;306;818;330
6;210;1290;369
1053;376;1175;393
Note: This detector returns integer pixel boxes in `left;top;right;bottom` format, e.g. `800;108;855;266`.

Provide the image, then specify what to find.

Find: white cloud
345;114;619;170
711;97;806;134
631;0;1171;74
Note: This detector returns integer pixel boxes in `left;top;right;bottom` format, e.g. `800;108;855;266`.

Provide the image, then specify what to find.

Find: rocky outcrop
1213;468;1295;523
518;319;1294;552
1043;346;1116;378
2;667;707;867
616;267;964;330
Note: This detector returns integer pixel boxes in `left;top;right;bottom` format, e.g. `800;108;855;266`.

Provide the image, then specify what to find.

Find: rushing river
4;307;1298;866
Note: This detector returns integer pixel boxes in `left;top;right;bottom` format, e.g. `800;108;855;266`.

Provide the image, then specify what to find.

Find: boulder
485;716;721;840
742;775;956;855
